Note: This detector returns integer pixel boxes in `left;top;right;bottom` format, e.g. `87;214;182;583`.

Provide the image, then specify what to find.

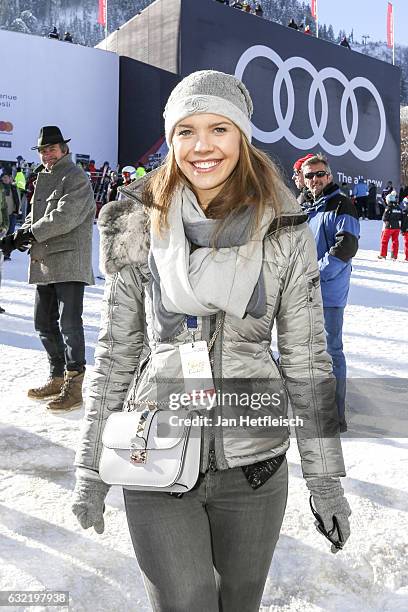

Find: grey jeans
123;459;288;612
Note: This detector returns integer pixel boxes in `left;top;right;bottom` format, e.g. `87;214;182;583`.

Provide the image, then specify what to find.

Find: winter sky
318;0;408;45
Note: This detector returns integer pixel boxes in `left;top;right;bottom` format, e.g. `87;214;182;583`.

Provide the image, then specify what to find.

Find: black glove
13;228;35;251
0;234;16;257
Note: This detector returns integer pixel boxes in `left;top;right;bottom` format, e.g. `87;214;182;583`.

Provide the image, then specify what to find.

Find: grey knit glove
72;473;110;534
306;477;351;553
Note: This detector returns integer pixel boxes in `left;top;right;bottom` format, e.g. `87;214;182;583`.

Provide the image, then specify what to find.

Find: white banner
0;29;119;167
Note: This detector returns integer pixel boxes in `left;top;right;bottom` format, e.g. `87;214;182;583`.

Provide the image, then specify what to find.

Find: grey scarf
148;186;272;339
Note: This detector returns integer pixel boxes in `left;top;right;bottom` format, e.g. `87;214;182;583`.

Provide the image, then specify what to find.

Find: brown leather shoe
28;376;64;400
46;371;85;412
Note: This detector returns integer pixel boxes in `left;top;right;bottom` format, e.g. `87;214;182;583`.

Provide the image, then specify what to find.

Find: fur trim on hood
98;181;150;276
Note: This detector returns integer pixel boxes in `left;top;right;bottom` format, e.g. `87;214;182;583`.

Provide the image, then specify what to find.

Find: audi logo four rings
235;45;386;162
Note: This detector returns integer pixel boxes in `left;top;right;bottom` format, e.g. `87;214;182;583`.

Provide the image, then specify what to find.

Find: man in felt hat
0;125;95;411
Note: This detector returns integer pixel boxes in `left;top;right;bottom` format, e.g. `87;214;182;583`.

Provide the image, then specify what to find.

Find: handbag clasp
130;447;148;464
129;408;151;464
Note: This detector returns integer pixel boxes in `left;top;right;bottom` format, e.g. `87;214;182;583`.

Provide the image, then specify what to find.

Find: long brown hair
143;133;284;236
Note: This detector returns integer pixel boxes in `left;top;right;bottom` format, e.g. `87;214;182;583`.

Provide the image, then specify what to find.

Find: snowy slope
0;221;407;612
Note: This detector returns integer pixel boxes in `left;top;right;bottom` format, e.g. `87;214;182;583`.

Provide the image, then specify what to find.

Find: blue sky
318;0;408;45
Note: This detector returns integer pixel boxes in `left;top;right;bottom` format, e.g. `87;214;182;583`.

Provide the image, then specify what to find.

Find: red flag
311;0;318;20
387;2;394;49
98;0;107;27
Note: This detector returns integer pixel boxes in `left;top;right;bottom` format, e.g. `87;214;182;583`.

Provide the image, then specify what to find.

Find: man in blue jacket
302;154;360;431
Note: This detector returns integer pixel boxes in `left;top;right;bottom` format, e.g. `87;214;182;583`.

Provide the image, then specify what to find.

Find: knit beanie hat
164;70;253;146
293;153;315;172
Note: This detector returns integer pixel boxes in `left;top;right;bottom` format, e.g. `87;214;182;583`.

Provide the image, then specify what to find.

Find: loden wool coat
21;154;95;285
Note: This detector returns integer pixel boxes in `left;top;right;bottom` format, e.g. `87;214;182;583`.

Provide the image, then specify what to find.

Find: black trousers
34;282;86;377
356;196;368;218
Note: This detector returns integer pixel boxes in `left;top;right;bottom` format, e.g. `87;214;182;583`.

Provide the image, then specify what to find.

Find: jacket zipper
208;447;217;472
208;314;217;472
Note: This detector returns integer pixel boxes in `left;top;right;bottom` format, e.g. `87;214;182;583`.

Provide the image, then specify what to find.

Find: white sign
0;30;119;167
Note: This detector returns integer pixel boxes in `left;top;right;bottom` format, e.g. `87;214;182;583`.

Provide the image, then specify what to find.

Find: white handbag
99;408;201;492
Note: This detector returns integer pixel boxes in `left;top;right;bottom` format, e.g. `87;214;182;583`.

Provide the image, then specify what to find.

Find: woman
72;70;351;612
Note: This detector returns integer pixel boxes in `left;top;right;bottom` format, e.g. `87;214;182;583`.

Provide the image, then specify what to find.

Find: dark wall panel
118;57;179;167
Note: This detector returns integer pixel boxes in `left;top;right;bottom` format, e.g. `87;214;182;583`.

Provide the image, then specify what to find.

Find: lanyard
186;315;198;330
185;314;225;352
186;315;198;345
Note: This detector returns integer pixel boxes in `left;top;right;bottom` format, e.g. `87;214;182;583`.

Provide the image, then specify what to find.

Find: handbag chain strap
129;312;225;465
208;312;225;354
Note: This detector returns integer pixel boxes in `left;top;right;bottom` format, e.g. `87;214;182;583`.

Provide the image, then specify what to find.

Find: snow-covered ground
0;220;407;612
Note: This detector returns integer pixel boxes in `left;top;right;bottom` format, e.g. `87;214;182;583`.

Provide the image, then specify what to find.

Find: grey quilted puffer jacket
75;178;346;479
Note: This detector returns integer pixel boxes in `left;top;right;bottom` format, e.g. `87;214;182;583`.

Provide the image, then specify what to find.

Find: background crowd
215;1;264;17
1;148;406;318
1;153;407;254
0;155;160;225
292;155;408;263
214;1;352;47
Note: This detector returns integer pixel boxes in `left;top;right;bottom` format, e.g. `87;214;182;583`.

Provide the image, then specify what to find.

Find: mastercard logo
0;121;13;132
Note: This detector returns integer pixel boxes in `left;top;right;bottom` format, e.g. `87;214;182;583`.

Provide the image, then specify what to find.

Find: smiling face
302;162;332;199
38;143;66;170
172;113;241;210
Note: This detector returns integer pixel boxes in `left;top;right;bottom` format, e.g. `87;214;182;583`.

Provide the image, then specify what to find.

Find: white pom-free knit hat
163;70;254;146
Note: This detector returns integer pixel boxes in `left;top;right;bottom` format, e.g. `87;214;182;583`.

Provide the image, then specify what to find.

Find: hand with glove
306;477;351;553
0;234;16;258
72;469;110;534
13;228;35;251
0;229;34;257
